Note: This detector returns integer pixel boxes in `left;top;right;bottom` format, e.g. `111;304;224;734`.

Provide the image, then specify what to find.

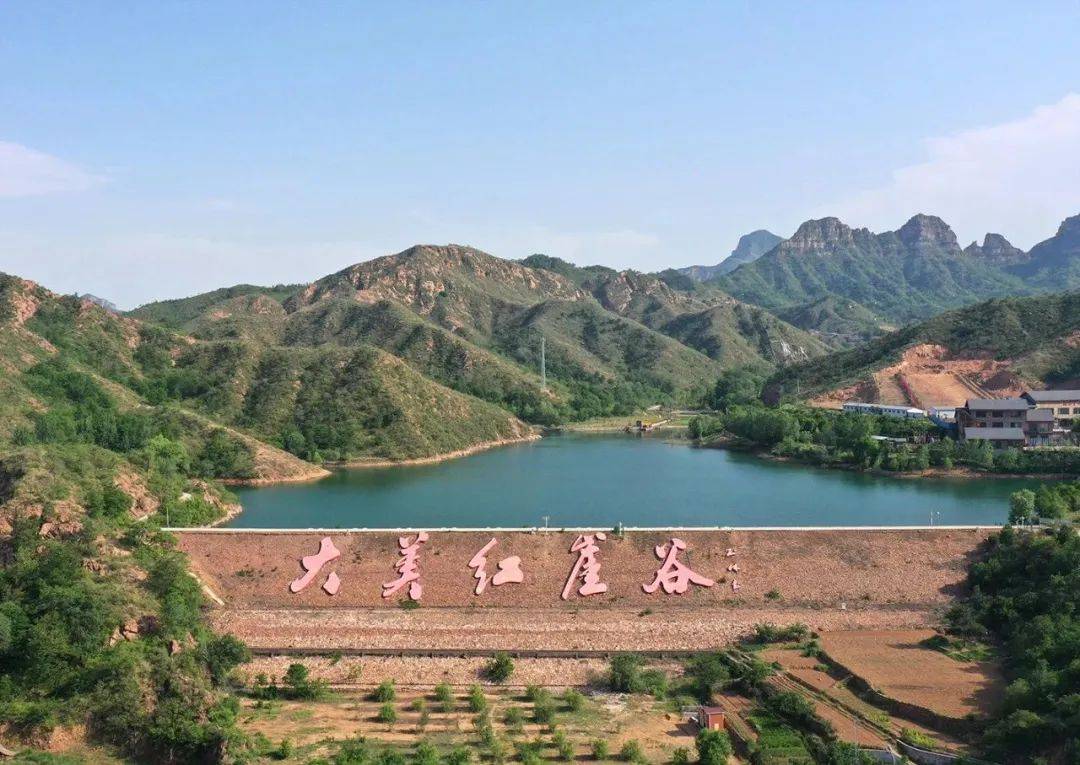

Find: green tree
710;367;763;410
200;633;251;684
1009;489;1036;524
695;728;732;765
1034;485;1067;519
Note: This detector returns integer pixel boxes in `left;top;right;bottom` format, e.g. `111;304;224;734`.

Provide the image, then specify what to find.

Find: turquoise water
228;434;1041;528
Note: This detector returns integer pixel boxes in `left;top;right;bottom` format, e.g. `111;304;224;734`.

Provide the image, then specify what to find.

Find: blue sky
2;2;1080;308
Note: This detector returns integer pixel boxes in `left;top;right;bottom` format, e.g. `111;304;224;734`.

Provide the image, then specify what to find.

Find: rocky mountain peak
896;214;959;253
675;229;783;280
732;229;783;259
963;233;1026;262
786;217;855;251
1055;213;1080;240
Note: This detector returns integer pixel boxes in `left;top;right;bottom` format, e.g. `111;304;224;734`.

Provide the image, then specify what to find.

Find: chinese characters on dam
290;533;736;600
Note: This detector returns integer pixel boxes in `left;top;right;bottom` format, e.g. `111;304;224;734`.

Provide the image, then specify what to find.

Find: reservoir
228;433;1041;528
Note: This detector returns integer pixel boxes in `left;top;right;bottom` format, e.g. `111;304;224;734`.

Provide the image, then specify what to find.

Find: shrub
900;727;938;749
486;651;515;683
376;750;406;765
751;622;809;644
514;739;546;765
200;633;251;684
562;688;586;712
283;662;323;700
434;682;454;711
592;739;610;761
467;684;488;713
670;747;690;765
609;653;646;692
413;740;439;765
274;738;294;760
377;702;397;727
554;730;574;761
503;706;525;732
618;739;645;763
446;746;472;765
533;698;557;727
374;680;396;703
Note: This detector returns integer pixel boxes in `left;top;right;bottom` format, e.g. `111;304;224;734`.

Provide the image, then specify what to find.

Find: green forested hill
133;245;824;422
767;291;1080;399
773;295;887;345
163;340;528;462
0;274;530;474
519;253;826;365
129;283;301;329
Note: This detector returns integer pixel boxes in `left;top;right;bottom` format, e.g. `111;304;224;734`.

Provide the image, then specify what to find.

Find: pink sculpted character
289;536;342;595
468;538;524;595
382;531;429;601
642;537;715;595
561;533;608;600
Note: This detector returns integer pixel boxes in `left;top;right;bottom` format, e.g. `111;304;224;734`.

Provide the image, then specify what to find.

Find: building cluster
842;390;1080;449
957;390;1080;448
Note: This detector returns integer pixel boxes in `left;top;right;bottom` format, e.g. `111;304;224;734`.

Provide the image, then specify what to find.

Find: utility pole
540;336;547;391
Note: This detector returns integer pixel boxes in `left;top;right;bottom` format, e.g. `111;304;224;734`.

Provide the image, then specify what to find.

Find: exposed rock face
113;470;158;519
589;269;714;317
784;217;861;253
288;244;587;314
1019;212;1080;277
964;233;1026;262
896;214;960;254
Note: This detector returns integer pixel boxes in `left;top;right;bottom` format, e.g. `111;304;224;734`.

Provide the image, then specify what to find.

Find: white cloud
0;141;102;198
820;93;1080;248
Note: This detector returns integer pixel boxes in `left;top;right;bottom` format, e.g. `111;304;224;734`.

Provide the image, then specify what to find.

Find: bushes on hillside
945;525;1080;762
0;517;251;761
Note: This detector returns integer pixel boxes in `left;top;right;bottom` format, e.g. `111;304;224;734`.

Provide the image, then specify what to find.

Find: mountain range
712;212;1080;329
131;245;826;433
4;209;1080;482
